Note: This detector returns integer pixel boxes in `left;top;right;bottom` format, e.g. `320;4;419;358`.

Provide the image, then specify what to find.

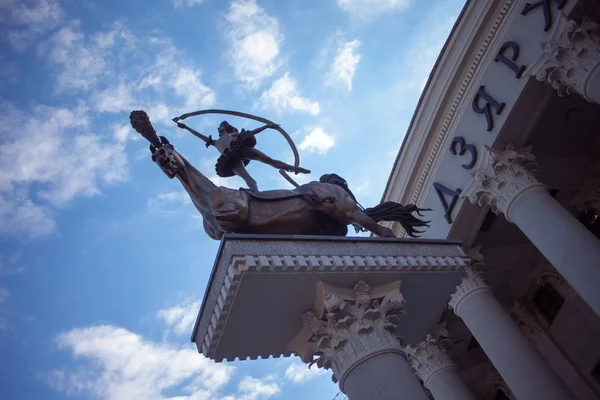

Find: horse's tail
363;202;431;238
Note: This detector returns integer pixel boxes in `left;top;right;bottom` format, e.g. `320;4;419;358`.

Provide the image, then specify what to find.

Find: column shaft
426;367;475;400
508;186;600;315
343;352;428;400
455;288;574;400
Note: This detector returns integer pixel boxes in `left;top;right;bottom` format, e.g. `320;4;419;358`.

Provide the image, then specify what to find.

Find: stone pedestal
190;235;470;400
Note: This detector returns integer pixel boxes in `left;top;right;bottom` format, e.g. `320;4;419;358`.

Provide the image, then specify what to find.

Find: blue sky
0;0;465;399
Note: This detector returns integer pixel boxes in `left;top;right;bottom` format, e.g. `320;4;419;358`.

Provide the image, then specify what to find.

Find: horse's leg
231;161;259;192
242;148;310;174
351;209;396;237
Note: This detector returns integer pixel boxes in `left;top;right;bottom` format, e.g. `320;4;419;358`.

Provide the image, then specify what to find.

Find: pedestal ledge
191;234;470;363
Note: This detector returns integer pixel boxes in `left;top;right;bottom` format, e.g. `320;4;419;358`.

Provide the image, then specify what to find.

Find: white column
512;301;599;400
289;280;429;400
462;144;600;315
404;324;476;400
527;12;600;104
449;268;574;400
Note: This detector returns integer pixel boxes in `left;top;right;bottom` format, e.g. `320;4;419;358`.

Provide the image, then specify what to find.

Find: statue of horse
130;110;430;240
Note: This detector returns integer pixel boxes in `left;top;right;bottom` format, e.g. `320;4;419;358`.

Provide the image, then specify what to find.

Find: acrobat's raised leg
351;209;396;237
231;161;259;192
242;148;310;174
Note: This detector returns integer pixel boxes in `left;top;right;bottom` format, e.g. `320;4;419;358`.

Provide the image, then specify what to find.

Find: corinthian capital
448;267;491;314
461;144;543;221
527;12;600;101
288;280;406;385
404;322;455;387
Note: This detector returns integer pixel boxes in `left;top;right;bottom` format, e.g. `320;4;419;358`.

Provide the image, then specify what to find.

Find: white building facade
381;0;600;398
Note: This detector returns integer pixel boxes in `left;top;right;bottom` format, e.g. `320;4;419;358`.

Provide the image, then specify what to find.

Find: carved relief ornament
404;322;455;386
461;144;543;222
448;267;491;314
527;12;600;102
288;280;406;387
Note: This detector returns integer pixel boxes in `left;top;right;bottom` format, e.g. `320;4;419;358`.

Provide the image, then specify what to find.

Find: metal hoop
173;109;301;188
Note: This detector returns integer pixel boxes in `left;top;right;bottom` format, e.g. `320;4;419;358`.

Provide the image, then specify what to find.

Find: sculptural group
130;110;430;240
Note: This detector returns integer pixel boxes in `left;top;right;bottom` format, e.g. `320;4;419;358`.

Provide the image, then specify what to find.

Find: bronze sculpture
130;110;430;239
175;120;309;192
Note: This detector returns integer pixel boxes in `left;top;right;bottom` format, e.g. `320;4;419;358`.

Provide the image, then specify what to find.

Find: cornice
384;0;515;211
198;253;468;361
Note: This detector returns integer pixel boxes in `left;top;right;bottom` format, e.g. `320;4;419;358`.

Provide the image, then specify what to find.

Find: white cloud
257;74;320;116
112;123;140;144
337;0;411;22
43;21;215;121
298;127;335;154
326;40;361;91
147;191;192;214
284;362;327;384
94;83;135;113
234;376;281;400
48;325;235;400
47;21;113;93
171;0;204;8
225;0;282;89
209;174;246;189
157;299;200;336
1;0;64;51
0;103;128;238
0;193;56;238
169;66;216;109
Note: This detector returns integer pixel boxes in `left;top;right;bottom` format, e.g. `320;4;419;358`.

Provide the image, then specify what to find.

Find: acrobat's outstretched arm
177;123;215;147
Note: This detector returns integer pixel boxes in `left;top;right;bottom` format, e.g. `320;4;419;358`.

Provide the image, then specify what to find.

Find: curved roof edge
380;0;488;205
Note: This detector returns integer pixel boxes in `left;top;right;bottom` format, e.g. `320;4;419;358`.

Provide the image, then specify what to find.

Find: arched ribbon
173;109;301;188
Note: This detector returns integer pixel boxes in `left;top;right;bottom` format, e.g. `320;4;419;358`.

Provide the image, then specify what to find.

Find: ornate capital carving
464;245;484;268
536;268;576;302
511;301;547;348
288;280;406;386
572;176;600;214
461;144;543;221
449;267;491;314
483;364;516;400
527;12;600;101
404;322;455;386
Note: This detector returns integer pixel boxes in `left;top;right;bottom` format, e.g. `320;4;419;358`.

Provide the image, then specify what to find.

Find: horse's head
319;173;357;203
150;144;186;179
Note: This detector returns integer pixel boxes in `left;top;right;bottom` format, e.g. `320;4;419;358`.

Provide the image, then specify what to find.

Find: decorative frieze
511;301;547;348
448;267;491;313
527;12;600;102
461;144;543;221
536;267;576;302
572;176;600;214
483;364;516;400
288;280;406;385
